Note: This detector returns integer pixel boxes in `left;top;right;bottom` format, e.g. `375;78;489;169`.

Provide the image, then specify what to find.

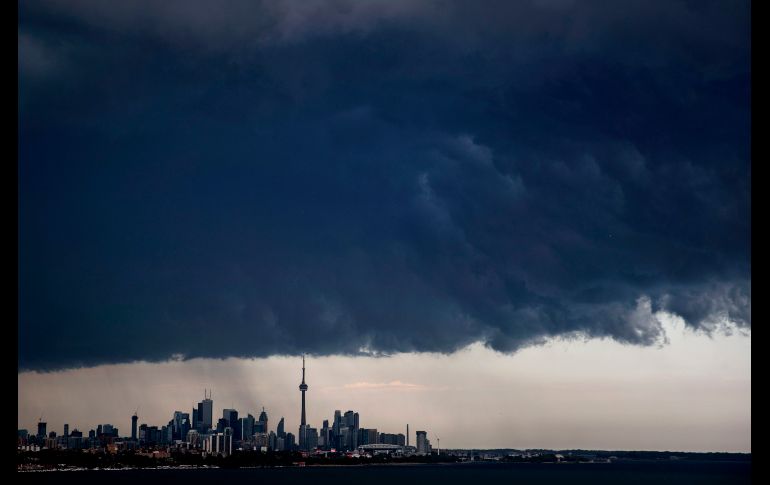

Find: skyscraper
223;409;238;429
37;421;47;440
332;410;342;449
223;409;238;440
196;390;213;432
298;355;309;449
256;407;268;434
320;420;331;449
131;413;138;441
239;414;255;443
174;412;191;441
343;410;359;449
63;424;69;437
277;417;285;438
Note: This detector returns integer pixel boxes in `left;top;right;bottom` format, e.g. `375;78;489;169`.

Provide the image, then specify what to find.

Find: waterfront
20;460;751;484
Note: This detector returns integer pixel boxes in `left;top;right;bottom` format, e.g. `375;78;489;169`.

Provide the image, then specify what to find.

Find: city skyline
19;356;431;456
19;0;749;456
18;316;749;452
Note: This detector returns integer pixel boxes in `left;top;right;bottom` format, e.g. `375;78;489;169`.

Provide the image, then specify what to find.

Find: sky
18;0;750;451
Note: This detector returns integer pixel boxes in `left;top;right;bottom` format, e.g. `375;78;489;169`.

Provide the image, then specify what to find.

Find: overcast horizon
19;0;750;454
19;313;750;452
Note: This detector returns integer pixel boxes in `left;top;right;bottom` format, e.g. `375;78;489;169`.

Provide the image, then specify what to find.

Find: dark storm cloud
19;0;750;370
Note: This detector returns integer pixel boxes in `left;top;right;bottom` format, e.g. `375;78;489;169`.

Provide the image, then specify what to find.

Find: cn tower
299;354;308;427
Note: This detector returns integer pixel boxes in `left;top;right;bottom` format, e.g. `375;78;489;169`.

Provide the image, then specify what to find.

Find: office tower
63;424;69;437
223;427;233;456
332;410;342;449
216;418;228;433
353;412;359;448
131;413;138;440
102;424;114;436
268;431;277;450
299;424;308;451
298;355;308;449
171;411;189;441
239;414;255;443
276;437;285;451
286;432;295;451
37;421;47;440
223;409;238;433
320;420;331;449
195;390;213;432
306;427;318;450
256;407;268;434
338;426;350;452
407;424;409;447
277;417;285;438
359;428;377;445
192;390;214;433
343;410;359;449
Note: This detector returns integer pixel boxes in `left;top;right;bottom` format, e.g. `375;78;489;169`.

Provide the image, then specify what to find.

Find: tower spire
299;353;309;447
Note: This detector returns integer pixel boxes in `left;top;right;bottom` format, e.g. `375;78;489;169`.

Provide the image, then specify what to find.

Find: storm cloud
19;0;750;370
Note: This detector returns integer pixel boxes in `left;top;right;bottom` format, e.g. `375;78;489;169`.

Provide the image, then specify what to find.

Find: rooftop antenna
435;433;440;455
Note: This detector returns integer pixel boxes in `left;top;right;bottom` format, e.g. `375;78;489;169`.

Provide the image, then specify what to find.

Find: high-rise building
332;410;342;449
277;417;285;438
342;410;359;450
320;420;331;449
223;409;238;433
171;411;190;441
305;427;318;450
298;355;308;449
37;421;47;440
406;424;409;447
379;433;405;446
239;414;255;443
285;432;296;451
216;418;228;433
256;407;268;434
63;424;69;437
131;413;138;440
223;427;233;456
358;428;378;445
196;390;213;432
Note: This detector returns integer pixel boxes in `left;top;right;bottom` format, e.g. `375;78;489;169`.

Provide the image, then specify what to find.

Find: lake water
20;460;751;484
